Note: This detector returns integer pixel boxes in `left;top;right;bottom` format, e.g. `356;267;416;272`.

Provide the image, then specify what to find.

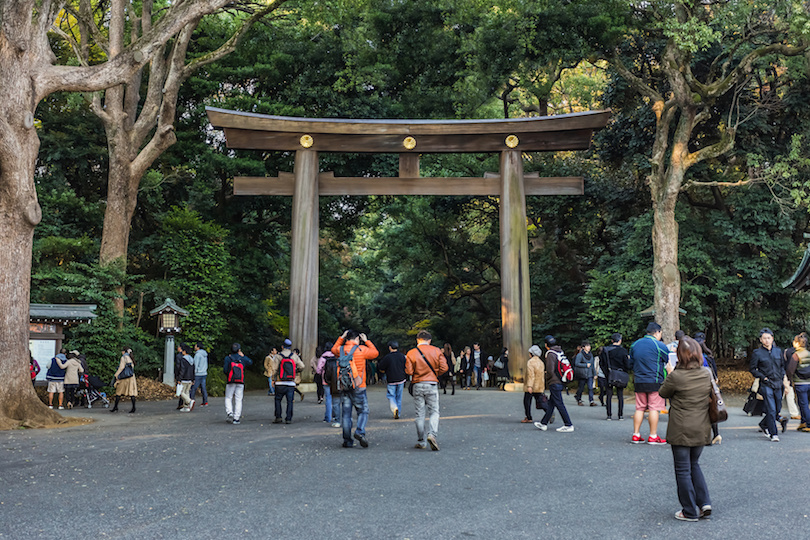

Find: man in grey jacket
190;342;209;407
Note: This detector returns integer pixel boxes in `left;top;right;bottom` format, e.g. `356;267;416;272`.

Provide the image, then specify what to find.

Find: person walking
749;328;788;441
535;335;574;432
190;342;209;407
263;347;277;396
495;348;510;390
574;340;597;407
786;332;810;432
628;322;670;445
472;342;485;389
176;343;195;412
272;339;305;424
110;348;137;414
458;347;473;389
316;344;338;424
658;336;713;522
522;345;547;423
405;331;448;450
223;343;252;425
377;341;407;419
600;333;630;420
311;346;325;404
439;343;456;395
332;330;379;448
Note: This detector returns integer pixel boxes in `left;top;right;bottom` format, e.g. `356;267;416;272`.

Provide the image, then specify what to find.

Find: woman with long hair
111;347;137;414
658;336;713;522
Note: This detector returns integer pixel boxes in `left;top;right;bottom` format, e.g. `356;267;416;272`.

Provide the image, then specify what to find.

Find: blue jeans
795;384;810;425
324;385;340;422
341;388;369;444
671;445;710;519
473;366;483;387
386;383;404;414
758;384;783;436
274;385;295;421
541;383;572;426
267;377;275;394
190;375;207;403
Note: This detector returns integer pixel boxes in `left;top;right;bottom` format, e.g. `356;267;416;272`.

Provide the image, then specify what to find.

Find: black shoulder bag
408;346;439;396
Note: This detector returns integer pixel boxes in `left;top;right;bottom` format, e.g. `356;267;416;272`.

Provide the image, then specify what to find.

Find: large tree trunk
0;49;62;428
98;92;140;318
648;105;694;342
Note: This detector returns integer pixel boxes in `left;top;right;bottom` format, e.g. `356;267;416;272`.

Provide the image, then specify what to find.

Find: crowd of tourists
37;319;810;524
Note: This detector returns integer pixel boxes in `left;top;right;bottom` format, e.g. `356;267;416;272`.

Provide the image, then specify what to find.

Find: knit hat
283;338;292;347
528;345;543;357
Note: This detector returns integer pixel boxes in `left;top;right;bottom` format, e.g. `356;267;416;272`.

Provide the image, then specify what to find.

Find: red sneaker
647;435;666;445
631;434;645;444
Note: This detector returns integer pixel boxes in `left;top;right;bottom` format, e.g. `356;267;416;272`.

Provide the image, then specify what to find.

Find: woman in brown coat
111;348;138;414
522;345;547;423
658;336;712;522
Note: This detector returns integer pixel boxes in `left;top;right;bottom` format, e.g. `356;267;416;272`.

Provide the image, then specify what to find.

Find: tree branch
35;0;232;100
610;53;664;103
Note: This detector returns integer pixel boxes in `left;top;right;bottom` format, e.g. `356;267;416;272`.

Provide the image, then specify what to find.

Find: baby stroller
77;373;110;409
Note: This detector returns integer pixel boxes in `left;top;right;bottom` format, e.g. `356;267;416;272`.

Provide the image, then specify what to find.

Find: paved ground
1;386;807;539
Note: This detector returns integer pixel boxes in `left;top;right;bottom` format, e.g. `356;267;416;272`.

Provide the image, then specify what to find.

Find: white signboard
29;339;57;382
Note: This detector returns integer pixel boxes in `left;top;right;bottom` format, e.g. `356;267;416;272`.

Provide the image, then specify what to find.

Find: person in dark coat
495;348;510;390
749;328;787;441
658;336;713;522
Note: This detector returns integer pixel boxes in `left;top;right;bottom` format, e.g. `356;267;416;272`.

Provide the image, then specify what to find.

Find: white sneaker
58;406;64;410
181;407;190;412
331;422;341;428
48;406;53;409
534;422;548;431
770;434;780;442
556;425;574;432
188;400;195;412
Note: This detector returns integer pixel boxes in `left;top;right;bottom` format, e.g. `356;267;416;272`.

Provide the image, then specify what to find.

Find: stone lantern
150;298;189;385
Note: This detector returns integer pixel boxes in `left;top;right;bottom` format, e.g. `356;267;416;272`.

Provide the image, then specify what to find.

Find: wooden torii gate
206;107;610;382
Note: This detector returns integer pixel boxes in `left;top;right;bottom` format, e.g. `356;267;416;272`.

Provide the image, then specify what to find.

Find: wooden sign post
207;108;610;383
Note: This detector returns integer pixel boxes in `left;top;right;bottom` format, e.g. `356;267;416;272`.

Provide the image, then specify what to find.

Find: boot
128;396;136;414
110;396;120;412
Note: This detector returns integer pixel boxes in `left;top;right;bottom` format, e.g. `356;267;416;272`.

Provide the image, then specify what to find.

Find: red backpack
228;357;245;384
279;352;296;382
554;350;574;382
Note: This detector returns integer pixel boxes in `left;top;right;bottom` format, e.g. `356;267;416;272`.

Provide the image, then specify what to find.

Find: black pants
275;385;295;421
523;392;546;420
605;384;624;418
597;376;608;405
314;373;324;400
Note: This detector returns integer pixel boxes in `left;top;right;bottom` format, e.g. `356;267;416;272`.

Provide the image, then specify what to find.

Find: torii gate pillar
499;150;531;381
289;150;319;366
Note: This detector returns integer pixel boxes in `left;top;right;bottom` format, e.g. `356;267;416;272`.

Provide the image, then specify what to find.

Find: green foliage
31;263;157;380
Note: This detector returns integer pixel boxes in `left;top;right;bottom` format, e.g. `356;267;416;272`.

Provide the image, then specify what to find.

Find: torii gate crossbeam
206;107;610;383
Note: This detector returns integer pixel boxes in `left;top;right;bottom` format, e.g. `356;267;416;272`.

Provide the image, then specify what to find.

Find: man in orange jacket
405;330;448;451
331;330;379;448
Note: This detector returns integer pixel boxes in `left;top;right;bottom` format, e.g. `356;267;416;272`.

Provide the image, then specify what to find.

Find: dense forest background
31;0;810;380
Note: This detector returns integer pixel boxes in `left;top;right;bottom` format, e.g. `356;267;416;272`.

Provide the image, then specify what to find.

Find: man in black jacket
377;341;407;419
750;328;788;441
600;333;630;421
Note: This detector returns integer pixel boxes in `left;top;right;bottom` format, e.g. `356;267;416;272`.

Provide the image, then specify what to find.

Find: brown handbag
709;379;728;423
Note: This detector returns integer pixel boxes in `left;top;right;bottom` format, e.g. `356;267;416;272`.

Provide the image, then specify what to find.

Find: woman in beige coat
658;336;712;522
522;345;547;423
111;348;138;413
